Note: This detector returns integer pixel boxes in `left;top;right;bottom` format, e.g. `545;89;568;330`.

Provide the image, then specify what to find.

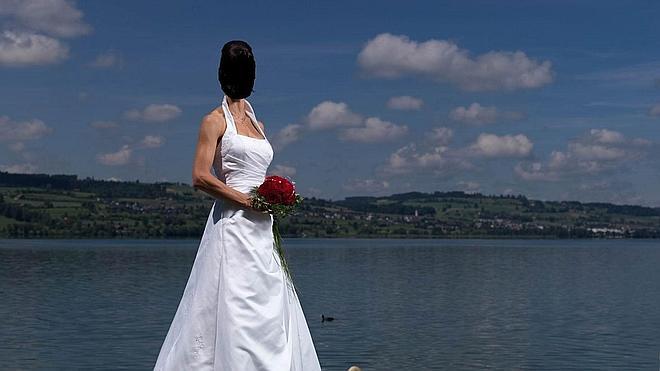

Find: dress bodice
213;95;274;194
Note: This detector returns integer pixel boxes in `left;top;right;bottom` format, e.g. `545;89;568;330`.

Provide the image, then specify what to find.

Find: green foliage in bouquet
249;191;304;219
249;184;304;298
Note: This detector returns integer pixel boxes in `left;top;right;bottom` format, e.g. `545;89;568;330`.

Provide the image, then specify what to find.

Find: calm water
1;238;659;370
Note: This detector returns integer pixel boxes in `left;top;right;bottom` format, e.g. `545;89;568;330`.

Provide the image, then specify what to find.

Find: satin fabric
154;95;322;370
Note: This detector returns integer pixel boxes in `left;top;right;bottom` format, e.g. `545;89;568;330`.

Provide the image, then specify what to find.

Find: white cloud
0;115;52;142
515;161;559;181
450;103;524;125
357;33;553;91
89;50;123;69
386;95;423;110
306;101;362;130
386;143;445;174
384;142;470;175
308;102;408;143
577;61;660;88
428;127;454;145
568;142;626;161
0;0;91;38
515;128;651;181
0;162;37;173
339;117;408;143
96;145;132;166
8;141;24;152
450;103;498;125
271;123;304;150
0;30;68;66
0;0;90;66
589;128;625;144
275;100;410;149
140;135;164;148
96;134;163;166
649;103;660;117
90;120;119;129
457;180;480;193
124;104;182;123
468;133;533;158
268;164;297;178
343;178;390;193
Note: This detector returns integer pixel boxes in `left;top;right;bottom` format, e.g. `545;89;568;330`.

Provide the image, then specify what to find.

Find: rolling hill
1;171;659;239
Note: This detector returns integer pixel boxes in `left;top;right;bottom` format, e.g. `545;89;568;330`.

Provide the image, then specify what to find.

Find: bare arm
191;110;252;207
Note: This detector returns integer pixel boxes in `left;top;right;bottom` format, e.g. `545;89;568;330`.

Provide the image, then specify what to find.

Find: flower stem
272;218;299;299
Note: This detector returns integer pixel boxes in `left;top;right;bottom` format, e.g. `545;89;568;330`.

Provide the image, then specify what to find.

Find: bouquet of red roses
249;175;303;295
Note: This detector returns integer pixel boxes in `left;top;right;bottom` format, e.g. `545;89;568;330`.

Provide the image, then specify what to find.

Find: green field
1;171;659;238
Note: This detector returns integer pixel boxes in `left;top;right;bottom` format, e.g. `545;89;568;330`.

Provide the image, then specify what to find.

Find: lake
1;238;659;370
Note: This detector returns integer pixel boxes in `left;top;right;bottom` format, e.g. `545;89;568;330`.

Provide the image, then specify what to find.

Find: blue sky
1;0;659;205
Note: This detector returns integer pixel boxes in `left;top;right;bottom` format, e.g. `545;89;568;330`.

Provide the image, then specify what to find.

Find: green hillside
1;171;659;239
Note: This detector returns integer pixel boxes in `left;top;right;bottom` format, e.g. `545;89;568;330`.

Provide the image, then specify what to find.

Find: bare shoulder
199;106;226;135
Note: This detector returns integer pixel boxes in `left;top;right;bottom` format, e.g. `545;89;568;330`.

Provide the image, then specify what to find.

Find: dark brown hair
218;40;256;99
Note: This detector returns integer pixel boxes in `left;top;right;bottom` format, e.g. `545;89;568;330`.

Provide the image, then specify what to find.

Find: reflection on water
1;238;659;370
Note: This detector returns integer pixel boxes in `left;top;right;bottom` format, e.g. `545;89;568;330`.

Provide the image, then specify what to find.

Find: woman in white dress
154;40;322;371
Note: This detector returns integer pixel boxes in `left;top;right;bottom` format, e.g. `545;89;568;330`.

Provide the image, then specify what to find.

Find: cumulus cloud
89;50;123;69
339;117;408;143
568;142;626;161
386;95;424;110
273;100;408;149
577;62;660;89
383;142;471;176
588;128;625;144
306;101;362;130
124;104;182;123
450;103;498;125
90;120;119;130
649;103;660;117
140;135;164;148
378;129;535;182
366;126;461;179
450;103;524;125
0;30;68;66
0;0;90;66
467;133;533;158
271;123;304;151
428;127;454;145
0;162;38;173
96;144;132;166
515;128;651;181
0;0;91;38
457;180;481;193
0;115;52;142
357;33;553;91
342;178;390;193
96;133;164;166
8;141;24;152
268;164;297;178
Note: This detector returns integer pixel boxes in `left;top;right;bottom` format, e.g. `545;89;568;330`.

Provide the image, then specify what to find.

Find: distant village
1;171;658;238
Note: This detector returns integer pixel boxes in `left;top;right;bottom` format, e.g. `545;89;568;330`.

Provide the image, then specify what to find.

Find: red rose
258;175;297;205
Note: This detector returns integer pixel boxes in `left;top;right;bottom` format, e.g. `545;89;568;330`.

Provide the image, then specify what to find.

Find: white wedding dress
154;95;322;370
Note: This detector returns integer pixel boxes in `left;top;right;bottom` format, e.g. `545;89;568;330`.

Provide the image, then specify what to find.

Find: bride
154;40;322;370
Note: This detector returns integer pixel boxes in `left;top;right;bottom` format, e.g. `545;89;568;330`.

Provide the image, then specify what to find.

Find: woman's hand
244;193;270;214
237;192;252;208
238;192;269;214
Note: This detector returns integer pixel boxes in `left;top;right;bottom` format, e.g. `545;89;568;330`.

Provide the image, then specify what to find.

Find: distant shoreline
2;171;660;239
0;235;654;241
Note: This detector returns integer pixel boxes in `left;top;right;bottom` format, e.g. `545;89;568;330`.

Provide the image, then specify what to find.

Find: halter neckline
222;95;267;141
